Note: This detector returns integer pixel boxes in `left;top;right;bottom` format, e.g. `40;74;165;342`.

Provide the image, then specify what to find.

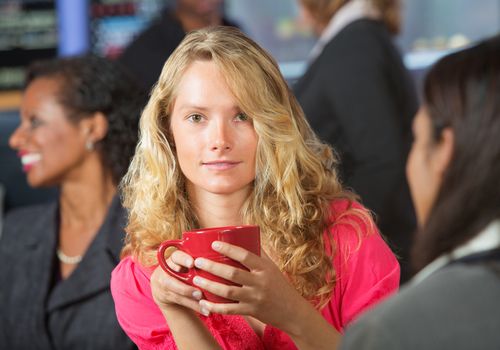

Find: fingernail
194;258;204;268
200;307;210;317
192;290;202;300
199;300;210;316
212;241;222;251
193;276;204;287
185;257;193;267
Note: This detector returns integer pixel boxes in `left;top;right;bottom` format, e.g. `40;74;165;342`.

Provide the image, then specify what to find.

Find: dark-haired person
340;35;500;350
0;55;144;349
294;0;418;282
118;0;237;92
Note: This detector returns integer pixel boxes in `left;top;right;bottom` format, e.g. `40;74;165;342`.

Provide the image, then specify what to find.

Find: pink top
111;200;400;349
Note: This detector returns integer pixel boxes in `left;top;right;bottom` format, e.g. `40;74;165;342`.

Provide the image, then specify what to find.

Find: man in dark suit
294;0;418;282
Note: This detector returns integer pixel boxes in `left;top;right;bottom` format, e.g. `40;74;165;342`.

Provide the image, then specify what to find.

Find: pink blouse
111;200;400;349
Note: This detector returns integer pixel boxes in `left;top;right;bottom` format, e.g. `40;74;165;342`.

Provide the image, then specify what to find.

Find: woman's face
170;60;258;198
406;107;450;226
9;77;90;187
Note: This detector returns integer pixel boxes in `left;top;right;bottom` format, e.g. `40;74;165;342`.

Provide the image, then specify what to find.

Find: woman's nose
209;120;232;151
9;124;26;150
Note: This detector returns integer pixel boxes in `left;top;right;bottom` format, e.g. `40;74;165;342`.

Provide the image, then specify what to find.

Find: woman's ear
433;127;454;179
81;112;109;143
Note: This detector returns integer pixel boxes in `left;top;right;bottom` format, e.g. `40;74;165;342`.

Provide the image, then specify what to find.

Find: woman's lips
202;161;241;170
18;152;41;171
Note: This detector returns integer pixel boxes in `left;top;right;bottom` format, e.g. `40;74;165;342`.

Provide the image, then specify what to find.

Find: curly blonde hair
300;0;401;35
121;26;369;308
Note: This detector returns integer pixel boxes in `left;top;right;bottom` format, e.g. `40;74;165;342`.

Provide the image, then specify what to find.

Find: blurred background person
294;0;418;282
340;35;500;350
0;111;57;220
0;54;144;349
118;0;237;92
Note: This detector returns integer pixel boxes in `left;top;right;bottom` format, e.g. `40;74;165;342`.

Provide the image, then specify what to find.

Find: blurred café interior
0;0;499;227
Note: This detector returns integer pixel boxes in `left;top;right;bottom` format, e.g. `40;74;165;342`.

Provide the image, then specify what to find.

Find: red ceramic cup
157;225;260;303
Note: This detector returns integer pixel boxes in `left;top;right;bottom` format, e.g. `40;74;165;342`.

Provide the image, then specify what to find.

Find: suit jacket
340;249;500;350
0;196;136;350
294;19;418;282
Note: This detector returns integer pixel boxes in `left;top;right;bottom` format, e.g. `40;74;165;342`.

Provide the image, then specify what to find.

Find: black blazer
294;19;418;281
0;196;136;350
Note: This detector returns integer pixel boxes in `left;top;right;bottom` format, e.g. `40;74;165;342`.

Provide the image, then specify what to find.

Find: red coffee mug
157;225;260;303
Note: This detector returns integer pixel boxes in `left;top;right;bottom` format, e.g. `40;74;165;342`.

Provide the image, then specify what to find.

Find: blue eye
235;113;249;122
187;114;204;123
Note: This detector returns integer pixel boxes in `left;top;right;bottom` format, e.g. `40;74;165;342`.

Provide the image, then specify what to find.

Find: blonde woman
111;26;399;350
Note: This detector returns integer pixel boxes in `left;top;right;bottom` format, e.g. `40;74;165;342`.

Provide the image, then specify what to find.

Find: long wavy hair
412;35;500;271
300;0;401;35
121;26;366;307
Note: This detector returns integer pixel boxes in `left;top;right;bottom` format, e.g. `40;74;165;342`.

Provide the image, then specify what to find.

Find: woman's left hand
192;241;308;334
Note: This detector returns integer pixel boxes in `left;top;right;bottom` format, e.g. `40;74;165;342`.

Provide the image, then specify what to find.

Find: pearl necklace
56;249;83;264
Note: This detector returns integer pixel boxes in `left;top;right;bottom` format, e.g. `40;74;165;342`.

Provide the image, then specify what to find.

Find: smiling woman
111;26;400;350
0;54;144;350
10;77;97;187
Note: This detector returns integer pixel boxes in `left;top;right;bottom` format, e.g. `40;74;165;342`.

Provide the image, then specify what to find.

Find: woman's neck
188;183;251;228
59;169;116;230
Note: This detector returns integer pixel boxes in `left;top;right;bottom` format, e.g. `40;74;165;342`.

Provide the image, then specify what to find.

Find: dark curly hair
26;54;146;185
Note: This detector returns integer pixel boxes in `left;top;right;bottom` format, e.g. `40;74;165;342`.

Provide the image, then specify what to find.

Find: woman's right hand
150;250;207;315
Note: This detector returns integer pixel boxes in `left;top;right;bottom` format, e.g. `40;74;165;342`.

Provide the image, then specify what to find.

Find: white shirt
308;0;380;63
411;219;500;285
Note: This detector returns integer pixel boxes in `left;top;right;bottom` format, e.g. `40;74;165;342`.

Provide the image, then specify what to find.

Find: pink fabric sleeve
111;257;178;350
321;201;400;331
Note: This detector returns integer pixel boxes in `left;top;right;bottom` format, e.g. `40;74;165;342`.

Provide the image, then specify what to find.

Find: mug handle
157;240;195;284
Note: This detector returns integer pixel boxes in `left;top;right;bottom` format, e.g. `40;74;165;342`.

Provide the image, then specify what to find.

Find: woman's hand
191;241;308;334
150;250;208;315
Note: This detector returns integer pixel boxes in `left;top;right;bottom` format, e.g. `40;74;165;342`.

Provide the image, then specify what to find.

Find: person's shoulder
119;9;184;54
221;17;240;29
1;202;56;248
154;9;185;34
337;19;389;45
326;198;399;278
344;18;386;34
322;19;391;63
327;199;375;240
326;199;377;258
373;262;500;321
5;201;54;218
341;263;500;349
413;262;500;302
339;273;429;350
3;202;56;230
111;256;173;348
112;255;153;286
